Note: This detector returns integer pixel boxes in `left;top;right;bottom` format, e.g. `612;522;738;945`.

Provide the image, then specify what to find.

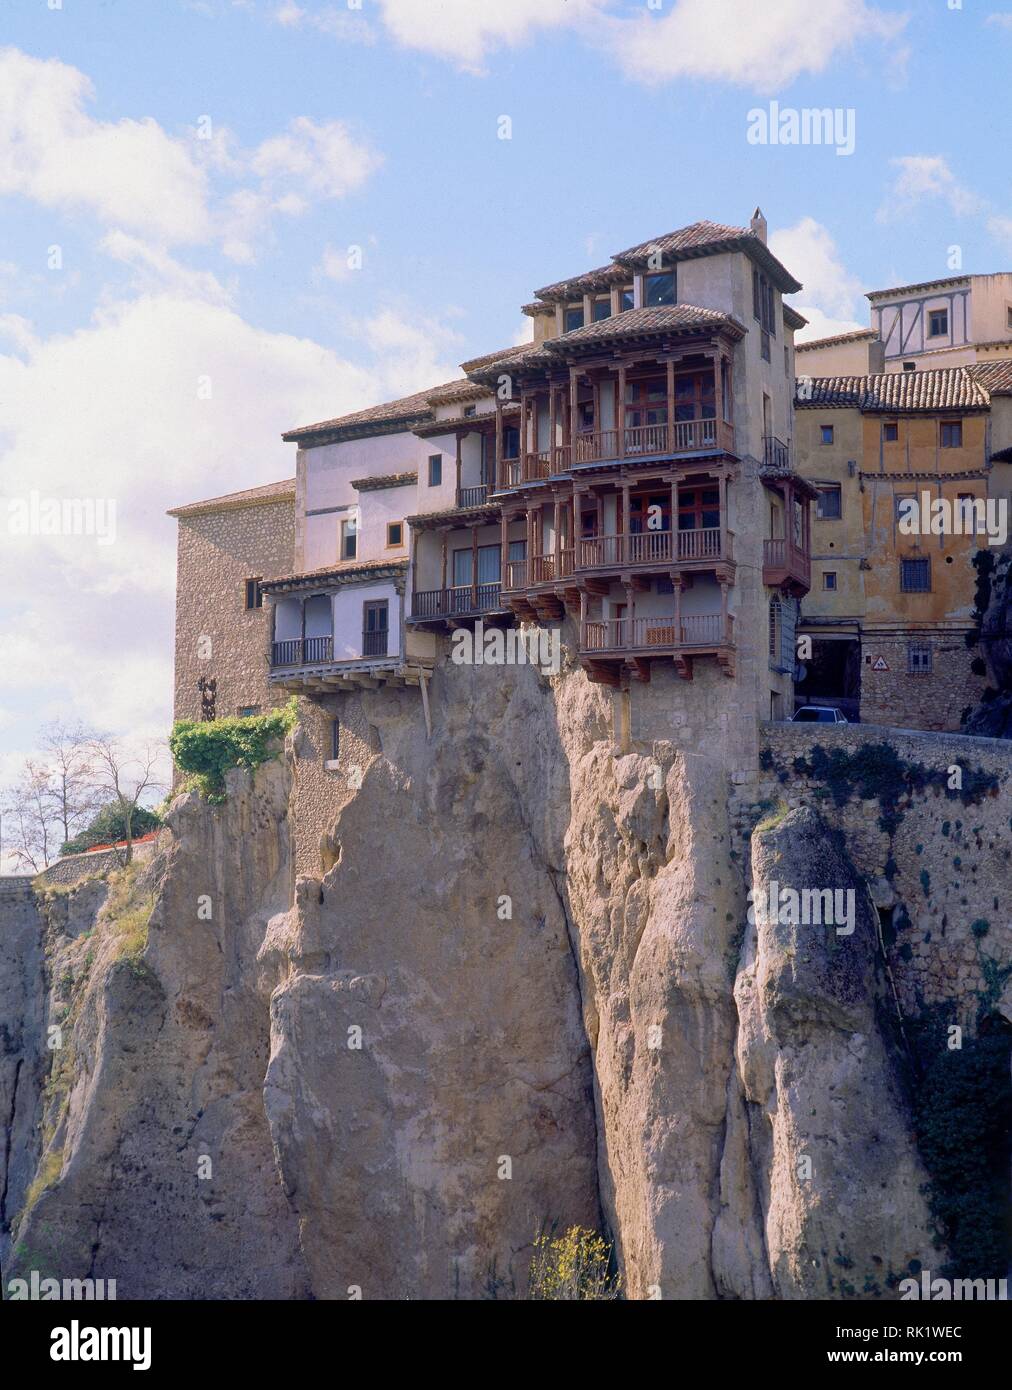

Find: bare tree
2;761;57;872
40;719;99;849
86;735;166;864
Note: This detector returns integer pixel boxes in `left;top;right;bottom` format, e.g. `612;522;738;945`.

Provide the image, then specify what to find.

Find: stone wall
36;839;156;889
731;722;1012;1022
859;631;986;731
173;497;295;724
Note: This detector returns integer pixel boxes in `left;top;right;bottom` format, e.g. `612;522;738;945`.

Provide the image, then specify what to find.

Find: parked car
790;705;849;724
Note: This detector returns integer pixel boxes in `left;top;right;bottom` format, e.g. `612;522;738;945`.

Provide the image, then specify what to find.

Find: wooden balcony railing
362;630;388;657
528;548;575;584
270;635;334;668
411;583;502;618
504;560;527;590
577;527;729;570
580;613;733;653
456;484;489;508
501;419;733;486
762;537;810;588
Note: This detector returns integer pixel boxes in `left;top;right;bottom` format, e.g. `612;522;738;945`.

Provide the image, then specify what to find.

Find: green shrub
61;801;161;855
169;698;298;799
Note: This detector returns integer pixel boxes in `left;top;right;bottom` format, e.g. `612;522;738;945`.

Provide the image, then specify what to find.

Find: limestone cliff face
3;656;961;1299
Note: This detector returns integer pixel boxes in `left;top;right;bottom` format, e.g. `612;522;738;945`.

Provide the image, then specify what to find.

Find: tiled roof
459;343;530;373
167;478;295;518
967;360;1012;394
534;263;627;301
612;220;802;293
405;502;499;528
783;305;808;331
795;328;878;350
425;379;488;405
546;303;742;349
282;381;467;443
350;471;417;491
261;557;409;593
796;368;990;412
866;275;970;302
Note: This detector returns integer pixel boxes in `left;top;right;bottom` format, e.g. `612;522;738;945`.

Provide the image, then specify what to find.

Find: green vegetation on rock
169;698;298;800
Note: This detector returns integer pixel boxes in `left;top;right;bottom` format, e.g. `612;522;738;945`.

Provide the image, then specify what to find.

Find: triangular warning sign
872;656;889;671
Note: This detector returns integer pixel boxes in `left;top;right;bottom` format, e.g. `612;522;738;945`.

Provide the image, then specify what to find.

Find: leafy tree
60;801;162;855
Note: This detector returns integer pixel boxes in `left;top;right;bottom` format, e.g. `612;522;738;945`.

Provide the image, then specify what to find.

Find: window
330;718;340;761
463;404;477;418
820;425;834;445
894;493;915;521
592;297;611;322
928;308;948;338
644;271;675;307
823;571;837;590
427;454;442;486
362;599;388;656
237;705;260;718
768;598;782;665
341;517;357;560
816;484;841;519
901;556;931;592
940;419;963;448
908;642;932;674
620;285;634;311
244;577;263;610
502;425;519;460
902;361;916;372
386;522;403;548
752;268;776;336
564;305;584;333
1007;305;1012;331
883;420;898;442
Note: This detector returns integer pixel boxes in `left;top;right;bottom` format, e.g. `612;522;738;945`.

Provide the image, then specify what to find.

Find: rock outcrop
3;657;975;1300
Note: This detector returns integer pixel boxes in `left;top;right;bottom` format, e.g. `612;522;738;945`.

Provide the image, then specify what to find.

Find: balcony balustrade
762;536;811;591
410;582;502;619
506;418;734;488
455;484;490;508
577;526;729;570
270;635;333;668
580;612;733;653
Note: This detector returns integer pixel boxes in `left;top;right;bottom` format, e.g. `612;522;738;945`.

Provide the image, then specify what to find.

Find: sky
1;0;1011;817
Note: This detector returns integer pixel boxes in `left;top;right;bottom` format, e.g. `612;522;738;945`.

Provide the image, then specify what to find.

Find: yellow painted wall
794;406;865;624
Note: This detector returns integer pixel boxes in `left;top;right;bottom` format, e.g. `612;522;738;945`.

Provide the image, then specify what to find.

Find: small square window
564;305;584;333
820;425;834;445
823;571;837;590
428;454;442;487
592;297;611;322
908;642;932;674
817;485;841;519
940;419;962;448
386;522;403;548
883;421;898;442
644;271;675;307
928;309;948;338
244;578;262;609
902;361;917;372
237;705;260;718
463;404;477;418
901;557;931;592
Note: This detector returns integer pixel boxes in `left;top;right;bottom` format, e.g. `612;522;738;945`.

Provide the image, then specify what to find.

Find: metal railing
362;629;388;657
763;435;791;470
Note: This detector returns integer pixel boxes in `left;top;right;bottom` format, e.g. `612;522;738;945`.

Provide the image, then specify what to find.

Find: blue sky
1;0;1011;822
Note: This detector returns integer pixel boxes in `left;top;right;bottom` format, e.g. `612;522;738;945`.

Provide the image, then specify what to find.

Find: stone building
170;210;821;867
794;364;1012;728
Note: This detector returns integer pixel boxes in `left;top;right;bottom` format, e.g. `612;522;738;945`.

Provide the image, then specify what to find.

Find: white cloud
769;217;866;340
370;0;607;73
0;287;455;762
99;231;235;306
604;0;906;91
250;117;381;200
273;2;376;43
985;12;1012;30
987;215;1012;251
879;155;984;220
0;47;212;244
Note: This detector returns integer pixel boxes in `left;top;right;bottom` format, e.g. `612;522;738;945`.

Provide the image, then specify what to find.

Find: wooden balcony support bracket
626;656;651;684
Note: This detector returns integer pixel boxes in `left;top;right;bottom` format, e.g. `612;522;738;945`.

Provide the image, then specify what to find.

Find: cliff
3;657;1009;1298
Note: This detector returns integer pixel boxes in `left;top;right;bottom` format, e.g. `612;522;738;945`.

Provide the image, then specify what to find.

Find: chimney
750;207;767;244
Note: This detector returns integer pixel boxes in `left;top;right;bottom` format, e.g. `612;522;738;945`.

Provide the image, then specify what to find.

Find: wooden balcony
410;582;503;621
503;418;734;488
762;537;811;596
271;635;333;668
579;612;735;683
576;526;732;572
455;484;490;508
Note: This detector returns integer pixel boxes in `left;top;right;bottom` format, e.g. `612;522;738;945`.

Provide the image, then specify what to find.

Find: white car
791;705;849;724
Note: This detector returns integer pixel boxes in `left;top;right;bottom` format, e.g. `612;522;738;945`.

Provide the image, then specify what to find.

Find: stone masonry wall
730;722;1012;1025
173;498;295;724
859;631;986;732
